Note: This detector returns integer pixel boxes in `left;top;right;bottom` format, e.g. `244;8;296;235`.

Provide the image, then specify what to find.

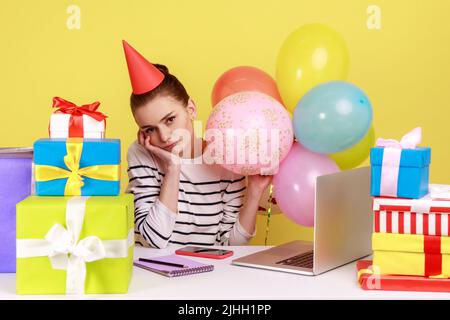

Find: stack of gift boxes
360;127;450;291
11;97;134;295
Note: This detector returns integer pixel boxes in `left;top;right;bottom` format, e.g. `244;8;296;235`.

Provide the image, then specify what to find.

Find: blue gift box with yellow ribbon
33;138;120;196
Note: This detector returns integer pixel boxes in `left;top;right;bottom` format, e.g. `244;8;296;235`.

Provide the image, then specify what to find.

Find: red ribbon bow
52;97;107;137
52;97;107;121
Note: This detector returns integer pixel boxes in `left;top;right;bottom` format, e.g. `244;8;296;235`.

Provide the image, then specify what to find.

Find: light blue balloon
293;81;372;154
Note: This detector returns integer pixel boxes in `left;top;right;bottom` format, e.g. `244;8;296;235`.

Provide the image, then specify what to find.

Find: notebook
133;254;214;277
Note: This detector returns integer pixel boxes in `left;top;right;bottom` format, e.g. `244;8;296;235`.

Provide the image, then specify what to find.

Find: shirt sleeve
126;142;177;249
216;172;255;246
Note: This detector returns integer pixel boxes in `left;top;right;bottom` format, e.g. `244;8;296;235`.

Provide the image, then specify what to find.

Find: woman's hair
130;64;189;110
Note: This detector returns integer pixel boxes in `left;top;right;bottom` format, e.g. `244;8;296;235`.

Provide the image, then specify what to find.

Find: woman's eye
167;116;176;124
145;128;155;134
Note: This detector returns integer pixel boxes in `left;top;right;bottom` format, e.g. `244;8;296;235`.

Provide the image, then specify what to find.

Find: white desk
1;245;449;300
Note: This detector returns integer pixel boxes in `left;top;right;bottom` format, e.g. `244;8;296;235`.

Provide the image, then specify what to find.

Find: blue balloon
293;81;372;154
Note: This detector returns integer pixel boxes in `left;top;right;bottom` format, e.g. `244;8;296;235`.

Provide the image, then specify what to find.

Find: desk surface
1;245;449;300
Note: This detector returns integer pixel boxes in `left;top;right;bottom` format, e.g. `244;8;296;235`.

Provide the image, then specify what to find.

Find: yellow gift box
16;195;134;294
372;232;450;277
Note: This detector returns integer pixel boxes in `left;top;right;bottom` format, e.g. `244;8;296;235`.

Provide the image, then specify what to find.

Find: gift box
370;127;430;199
357;260;450;292
0;148;33;273
372;232;450;277
33;138;121;196
373;184;450;236
374;211;450;236
49;97;107;138
16;194;134;294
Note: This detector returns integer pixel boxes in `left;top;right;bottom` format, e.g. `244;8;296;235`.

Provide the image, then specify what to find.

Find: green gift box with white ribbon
16;194;134;294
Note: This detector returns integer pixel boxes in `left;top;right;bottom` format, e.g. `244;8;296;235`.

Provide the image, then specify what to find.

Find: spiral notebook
133;254;214;277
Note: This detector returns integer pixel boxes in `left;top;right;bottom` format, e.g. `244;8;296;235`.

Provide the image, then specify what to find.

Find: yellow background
2;1;449;245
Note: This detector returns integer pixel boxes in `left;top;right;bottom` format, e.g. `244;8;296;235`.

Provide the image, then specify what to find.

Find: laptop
232;166;372;276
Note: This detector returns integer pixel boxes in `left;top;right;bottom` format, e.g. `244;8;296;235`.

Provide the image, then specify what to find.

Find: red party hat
122;40;165;94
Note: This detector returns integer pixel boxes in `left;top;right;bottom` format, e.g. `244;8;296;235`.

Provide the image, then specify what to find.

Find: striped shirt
126;141;254;248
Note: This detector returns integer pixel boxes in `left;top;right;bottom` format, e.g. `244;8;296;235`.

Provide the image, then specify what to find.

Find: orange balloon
211;66;284;106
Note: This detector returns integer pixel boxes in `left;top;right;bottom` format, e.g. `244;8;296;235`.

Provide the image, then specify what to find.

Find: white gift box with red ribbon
48;97;107;139
50;113;105;138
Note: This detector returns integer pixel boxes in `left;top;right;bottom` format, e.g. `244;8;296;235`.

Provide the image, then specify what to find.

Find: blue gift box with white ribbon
370;128;431;199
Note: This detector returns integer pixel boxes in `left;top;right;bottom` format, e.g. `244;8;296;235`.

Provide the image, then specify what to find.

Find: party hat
122;40;165;94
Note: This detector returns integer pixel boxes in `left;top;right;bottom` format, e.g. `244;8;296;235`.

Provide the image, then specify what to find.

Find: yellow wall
2;1;449;245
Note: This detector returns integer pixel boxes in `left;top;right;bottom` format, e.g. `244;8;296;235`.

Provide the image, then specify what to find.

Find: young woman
123;41;271;248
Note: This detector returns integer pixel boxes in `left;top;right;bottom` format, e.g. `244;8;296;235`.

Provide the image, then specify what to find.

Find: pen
138;258;189;268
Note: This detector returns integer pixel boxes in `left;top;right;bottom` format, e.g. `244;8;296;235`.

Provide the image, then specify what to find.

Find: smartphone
175;246;234;259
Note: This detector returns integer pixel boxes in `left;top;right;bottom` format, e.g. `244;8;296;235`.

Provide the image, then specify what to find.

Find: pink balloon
273;142;340;227
206;91;293;175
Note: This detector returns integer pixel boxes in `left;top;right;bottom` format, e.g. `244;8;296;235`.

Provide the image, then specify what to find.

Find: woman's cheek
149;135;160;147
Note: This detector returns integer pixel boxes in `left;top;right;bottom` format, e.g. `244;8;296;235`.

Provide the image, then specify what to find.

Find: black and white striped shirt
126;141;254;249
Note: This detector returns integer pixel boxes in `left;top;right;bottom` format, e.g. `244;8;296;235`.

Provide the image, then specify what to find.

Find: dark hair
130;64;189;110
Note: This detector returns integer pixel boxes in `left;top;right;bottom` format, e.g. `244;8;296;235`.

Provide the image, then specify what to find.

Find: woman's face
132;95;196;152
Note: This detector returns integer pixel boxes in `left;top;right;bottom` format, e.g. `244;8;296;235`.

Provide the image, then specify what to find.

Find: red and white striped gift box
373;184;450;236
374;211;449;236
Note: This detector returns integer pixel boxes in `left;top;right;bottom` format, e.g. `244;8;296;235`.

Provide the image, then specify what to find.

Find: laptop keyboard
276;250;314;268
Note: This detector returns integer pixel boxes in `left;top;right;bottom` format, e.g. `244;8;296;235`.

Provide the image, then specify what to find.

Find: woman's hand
236;174;273;237
138;130;181;173
247;174;273;199
137;130;180;214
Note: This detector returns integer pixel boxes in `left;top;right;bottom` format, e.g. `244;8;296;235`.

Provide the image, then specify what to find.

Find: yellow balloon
276;23;350;113
330;126;375;170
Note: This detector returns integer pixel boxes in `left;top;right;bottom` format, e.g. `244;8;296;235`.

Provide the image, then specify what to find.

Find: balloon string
264;184;274;246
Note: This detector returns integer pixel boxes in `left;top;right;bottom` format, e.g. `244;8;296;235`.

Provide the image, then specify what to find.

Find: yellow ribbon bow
35;139;120;195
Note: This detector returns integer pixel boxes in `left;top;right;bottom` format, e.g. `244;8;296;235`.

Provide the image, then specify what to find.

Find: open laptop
232;166;372;276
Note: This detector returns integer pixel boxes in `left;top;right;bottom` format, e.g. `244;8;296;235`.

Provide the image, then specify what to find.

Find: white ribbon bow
376;127;422;150
45;224;106;294
17;196;133;295
409;184;450;214
429;184;450;200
